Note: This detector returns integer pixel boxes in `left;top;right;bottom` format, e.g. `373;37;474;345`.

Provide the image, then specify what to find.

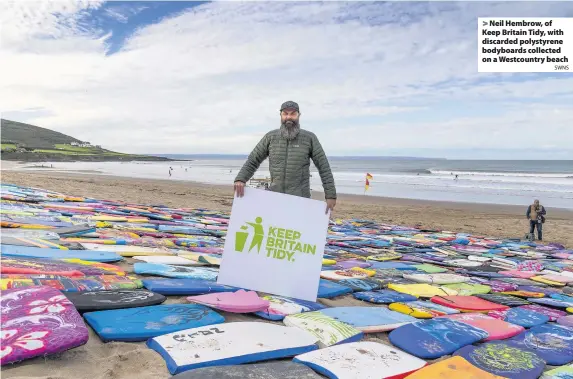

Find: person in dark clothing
526;199;546;241
234;101;336;214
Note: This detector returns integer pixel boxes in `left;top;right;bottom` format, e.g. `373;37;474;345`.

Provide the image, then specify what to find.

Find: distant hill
1;119;172;162
1;119;83;148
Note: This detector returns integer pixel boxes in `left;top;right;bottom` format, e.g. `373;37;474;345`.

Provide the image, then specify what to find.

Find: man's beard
280;119;300;141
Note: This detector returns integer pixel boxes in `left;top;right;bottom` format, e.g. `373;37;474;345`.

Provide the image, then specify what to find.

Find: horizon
153;153;573;161
1;1;572;159
3;117;572;160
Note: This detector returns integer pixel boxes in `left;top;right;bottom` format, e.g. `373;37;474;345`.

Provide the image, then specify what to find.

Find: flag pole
364;173;372;195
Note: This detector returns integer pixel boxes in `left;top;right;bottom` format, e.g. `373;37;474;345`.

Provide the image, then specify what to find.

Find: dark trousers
529;220;543;240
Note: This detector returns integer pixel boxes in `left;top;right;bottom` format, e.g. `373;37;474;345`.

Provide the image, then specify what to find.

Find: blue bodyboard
366;261;417;270
337;278;382;292
551;293;573;302
497;307;550;328
528;297;573;308
84;304;224;342
505;323;573;365
317;279;352;299
134;263;218;280
353;290;417;304
142;279;239;295
0;245;122;262
454;342;545;379
319;306;416;331
388;318;488;359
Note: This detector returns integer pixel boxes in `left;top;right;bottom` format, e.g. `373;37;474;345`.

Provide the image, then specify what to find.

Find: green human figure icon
246;216;264;253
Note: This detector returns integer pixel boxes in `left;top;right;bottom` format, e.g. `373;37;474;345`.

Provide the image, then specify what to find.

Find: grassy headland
1;119;173;162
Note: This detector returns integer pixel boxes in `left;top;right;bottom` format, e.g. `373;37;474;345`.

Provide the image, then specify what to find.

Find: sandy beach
2;168;573;248
1;167;573;379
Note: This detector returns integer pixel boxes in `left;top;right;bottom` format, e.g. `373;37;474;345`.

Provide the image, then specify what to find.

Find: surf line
265;227;316;262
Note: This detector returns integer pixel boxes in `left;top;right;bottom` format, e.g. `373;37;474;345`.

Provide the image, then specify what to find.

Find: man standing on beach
233;101;337;214
526;199;546;241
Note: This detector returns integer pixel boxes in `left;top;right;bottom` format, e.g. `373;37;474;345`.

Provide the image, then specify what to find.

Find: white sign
217;187;329;302
478;17;572;73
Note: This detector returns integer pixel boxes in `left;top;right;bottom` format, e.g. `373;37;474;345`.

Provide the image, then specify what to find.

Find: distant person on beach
233;100;337;214
526;199;546;241
455;174;459;180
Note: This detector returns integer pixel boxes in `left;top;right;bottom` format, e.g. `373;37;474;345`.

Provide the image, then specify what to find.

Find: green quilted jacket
235;129;337;199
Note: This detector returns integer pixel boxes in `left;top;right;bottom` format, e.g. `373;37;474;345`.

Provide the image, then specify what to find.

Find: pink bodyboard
487;310;507;320
187;289;269;313
1;267;86;277
1;286;89;365
498;270;537;279
431;295;509;312
439;313;524;341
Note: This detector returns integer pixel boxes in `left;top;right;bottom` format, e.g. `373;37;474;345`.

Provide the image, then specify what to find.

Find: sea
15;155;573;209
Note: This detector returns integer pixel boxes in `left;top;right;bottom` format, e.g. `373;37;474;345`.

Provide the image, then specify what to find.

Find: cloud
1;1;572;158
103;4;147;23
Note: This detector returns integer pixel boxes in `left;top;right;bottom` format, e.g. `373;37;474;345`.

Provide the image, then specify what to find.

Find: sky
1;1;572;159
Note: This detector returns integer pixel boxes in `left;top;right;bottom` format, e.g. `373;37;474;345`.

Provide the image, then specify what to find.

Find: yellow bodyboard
91;216;129;222
0;210;35;216
388;283;458;298
62;259;125;275
0;222;54;229
405;356;507;379
531;276;565;286
350;267;376;277
366;251;402;261
64;196;85;202
64;238;118;245
501;291;545;298
388;302;433;319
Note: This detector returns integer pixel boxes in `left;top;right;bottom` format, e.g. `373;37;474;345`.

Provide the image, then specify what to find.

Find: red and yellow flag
365;173;373;191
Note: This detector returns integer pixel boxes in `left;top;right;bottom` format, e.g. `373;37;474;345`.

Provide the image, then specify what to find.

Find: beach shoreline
2;168;572;248
3;157;572;209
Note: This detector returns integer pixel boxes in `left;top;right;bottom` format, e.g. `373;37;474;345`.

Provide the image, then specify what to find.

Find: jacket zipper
283;140;289;193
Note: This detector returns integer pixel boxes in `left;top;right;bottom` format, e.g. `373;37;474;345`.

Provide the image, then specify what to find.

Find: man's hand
234;181;245;197
325;198;336;214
